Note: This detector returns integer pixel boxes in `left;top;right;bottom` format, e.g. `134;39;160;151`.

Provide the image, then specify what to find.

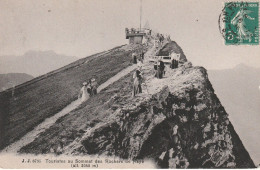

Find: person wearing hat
91;77;98;95
141;51;145;60
156;60;165;79
132;69;143;97
78;82;88;102
132;52;137;64
86;79;92;96
137;58;143;70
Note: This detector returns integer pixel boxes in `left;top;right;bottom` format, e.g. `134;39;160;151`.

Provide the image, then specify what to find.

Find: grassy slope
18;42;255;168
19;41;188;154
0;44;142;150
20;70;134;154
20;64;255;168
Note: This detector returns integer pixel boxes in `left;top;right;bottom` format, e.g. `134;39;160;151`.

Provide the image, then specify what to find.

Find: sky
0;0;259;70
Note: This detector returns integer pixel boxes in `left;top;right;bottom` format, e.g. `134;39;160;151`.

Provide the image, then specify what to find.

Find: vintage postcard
0;0;259;169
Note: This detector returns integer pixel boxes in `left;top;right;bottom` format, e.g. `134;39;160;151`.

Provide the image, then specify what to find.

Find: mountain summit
234;63;254;70
0;36;255;168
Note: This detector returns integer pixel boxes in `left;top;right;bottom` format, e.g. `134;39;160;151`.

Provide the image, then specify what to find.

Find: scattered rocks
60;43;254;168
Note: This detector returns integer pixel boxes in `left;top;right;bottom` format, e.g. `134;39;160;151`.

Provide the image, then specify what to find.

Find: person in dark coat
132;69;143;97
140;51;145;60
86;80;92;96
132;53;137;64
171;59;176;69
171;59;175;69
91;78;98;95
171;59;179;69
156;60;165;79
175;59;179;68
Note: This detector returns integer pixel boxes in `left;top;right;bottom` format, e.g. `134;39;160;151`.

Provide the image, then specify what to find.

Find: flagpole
140;0;142;30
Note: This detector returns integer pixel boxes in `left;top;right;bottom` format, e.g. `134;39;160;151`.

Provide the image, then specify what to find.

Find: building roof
156;41;188;62
156;43;173;56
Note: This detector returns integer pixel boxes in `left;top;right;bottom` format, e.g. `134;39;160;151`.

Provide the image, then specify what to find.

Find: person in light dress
79;82;88;102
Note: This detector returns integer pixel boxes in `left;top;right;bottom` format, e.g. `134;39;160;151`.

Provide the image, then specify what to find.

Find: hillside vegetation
0;44;143;150
0;37;255;168
15;40;255;168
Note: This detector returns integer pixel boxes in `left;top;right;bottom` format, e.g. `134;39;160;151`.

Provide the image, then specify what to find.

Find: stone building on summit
125;28;146;44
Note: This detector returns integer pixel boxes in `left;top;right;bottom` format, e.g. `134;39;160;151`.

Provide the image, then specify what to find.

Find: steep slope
4;64;138;153
0;73;33;92
66;63;254;168
0;51;78;77
0;44;144;150
17;42;254;168
208;64;260;164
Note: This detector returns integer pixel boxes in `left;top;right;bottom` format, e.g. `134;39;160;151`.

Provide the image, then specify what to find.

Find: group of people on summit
131;50;179;97
78;49;179;100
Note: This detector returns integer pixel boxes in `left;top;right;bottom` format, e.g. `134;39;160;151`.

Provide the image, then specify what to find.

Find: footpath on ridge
7;38;255;168
3;64;138;153
0;43;144;151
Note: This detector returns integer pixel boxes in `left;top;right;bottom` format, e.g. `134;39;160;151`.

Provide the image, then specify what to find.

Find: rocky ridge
61;45;255;168
14;37;255;168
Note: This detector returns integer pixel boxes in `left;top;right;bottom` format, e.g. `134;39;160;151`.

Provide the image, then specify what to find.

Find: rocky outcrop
156;41;187;63
68;62;255;168
7;36;254;168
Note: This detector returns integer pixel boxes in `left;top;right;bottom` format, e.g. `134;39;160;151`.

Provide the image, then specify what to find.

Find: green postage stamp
219;2;259;45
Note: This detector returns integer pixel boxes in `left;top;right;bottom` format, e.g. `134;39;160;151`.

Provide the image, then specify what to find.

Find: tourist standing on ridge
86;79;92;96
132;52;137;64
171;59;179;69
141;51;144;59
91;77;98;95
137;58;143;71
132;69;143;97
156;60;165;79
78;82;88;102
140;51;145;63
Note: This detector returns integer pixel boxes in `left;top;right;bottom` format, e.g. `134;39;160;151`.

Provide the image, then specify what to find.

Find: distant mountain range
0;73;34;92
0;50;78;77
208;64;260;165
